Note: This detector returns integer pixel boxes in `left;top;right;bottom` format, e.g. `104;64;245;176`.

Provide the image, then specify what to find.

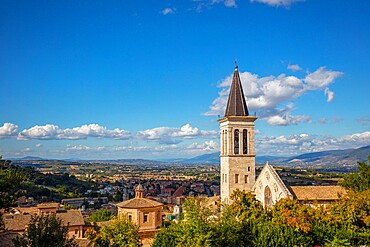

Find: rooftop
224;66;249;117
116;198;163;209
288;186;346;201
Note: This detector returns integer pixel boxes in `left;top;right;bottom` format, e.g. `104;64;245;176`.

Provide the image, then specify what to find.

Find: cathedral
219;65;345;207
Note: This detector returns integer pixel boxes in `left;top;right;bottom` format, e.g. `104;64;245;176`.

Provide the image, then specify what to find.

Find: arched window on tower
234;129;239;154
243;129;248;154
220;130;223;155
223;130;227;155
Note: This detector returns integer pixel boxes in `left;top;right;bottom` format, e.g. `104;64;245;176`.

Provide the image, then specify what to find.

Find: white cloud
162;7;175;15
66;145;105;152
287;64;302;71
256;131;370;155
195;0;237;12
112;146;148;151
250;0;303;7
0;123;18;138
18;124;131;140
187;140;219;151
224;0;237;7
112;144;178;153
204;66;342;126
324;88;335;102
304;67;343;90
137;124;217;144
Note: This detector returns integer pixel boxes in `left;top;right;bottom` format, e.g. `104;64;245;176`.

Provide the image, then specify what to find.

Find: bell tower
219;64;257;203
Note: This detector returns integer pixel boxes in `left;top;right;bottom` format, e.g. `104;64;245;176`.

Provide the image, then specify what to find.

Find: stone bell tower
219;64;257;203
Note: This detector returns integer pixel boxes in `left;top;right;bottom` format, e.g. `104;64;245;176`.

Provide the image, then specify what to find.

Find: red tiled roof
116;198;163;209
3;210;85;232
288;186;346;201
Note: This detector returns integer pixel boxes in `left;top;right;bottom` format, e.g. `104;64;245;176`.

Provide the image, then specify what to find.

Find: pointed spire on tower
224;64;249;117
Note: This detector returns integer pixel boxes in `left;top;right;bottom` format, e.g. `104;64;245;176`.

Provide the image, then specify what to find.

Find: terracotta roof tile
3;210;85;232
37;202;60;209
57;210;85;226
288;186;346;201
116;198;163;209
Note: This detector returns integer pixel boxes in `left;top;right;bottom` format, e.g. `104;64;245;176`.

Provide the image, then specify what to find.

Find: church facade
219;65;345;206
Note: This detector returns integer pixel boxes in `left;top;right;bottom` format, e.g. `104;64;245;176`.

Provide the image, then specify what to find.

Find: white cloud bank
188;140;219;151
66;145;105;152
53;131;370;158
204;66;343;126
0;123;18;138
250;0;303;7
18;124;131;140
137;124;218;144
7;122;218;144
257;131;370;156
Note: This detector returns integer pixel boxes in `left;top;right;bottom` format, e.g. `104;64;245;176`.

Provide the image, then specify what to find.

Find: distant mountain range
168;145;370;171
9;145;369;171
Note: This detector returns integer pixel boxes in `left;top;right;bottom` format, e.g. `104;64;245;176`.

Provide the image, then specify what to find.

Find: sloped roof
224;67;249;117
288;186;346;201
57;210;85;226
3;210;85;231
37;202;60;209
116;198;163;209
252;162;292;199
3;214;31;231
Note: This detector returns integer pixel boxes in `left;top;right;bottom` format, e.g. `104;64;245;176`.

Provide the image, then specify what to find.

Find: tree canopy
0;156;26;209
86;209;113;223
85;216;140;247
153;189;370;247
340;157;370;192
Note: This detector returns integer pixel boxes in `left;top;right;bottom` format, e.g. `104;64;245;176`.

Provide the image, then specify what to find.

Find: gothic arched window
234;129;239;154
264;186;272;208
243;129;248;154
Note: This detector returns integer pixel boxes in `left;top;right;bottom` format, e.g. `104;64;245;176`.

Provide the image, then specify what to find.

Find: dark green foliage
12;214;77;247
0;157;26;209
0;161;96;202
86;209;113;223
340;157;370;192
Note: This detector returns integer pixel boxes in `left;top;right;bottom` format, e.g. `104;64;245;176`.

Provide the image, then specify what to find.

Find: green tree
86;216;140;247
0;156;26;209
12;214;77;247
153;197;219;247
86;209;113;223
340;157;370;192
0;169;25;193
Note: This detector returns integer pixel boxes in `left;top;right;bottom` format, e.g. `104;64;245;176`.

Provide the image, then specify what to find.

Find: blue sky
1;0;369;159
